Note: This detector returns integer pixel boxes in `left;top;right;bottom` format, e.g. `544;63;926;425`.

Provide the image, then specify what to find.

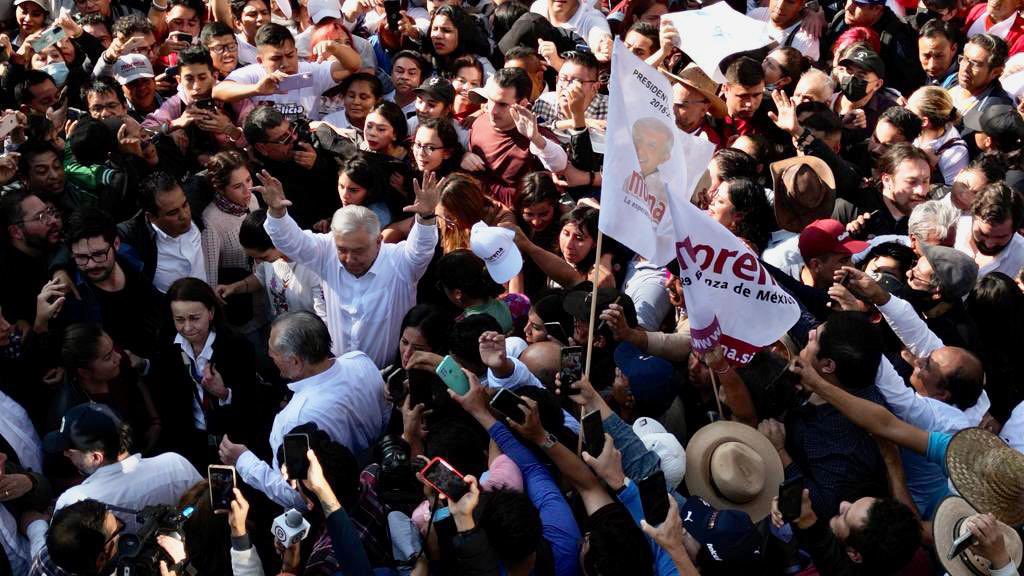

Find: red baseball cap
798;219;870;261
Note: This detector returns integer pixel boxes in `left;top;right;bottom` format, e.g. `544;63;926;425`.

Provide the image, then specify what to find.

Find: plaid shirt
27;548;74;576
531;92;609;144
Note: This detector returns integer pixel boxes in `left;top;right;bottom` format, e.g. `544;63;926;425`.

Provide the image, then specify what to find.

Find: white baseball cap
113;53;154;85
470;221;522;284
307;0;341;24
633;417;686;491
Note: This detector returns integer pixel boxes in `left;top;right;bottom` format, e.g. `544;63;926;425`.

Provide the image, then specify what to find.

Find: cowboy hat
933;496;1023;576
770;156;837;234
663;64;728;119
685;421;784;522
946;428;1024;526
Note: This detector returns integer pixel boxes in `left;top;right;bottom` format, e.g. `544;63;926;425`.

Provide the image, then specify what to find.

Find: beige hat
685;421;784;522
663;64;727;119
933;496;1023;576
769;156;837;234
946;428;1024;526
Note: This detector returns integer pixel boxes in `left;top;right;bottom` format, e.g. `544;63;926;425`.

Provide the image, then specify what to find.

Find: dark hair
438;249;503;299
561;205;600;274
14;70;56;105
450;314;502;368
168;0;202;14
712;148;758;181
845;498;922;573
966;271;1024;414
17;139;62;177
47;500;110;575
392;49;432;79
1;189;32;229
400;304;451;354
111;13;154;38
339;152;387;206
166;278;226;333
178;45;214;71
424;5;489;63
342;71;384;99
369;100;409;142
80;77;124;108
879;107;923;142
229;0;267;19
966;33;1009;69
968;154;1008;185
415;118;464;174
424;418;488;478
254;22;294;48
724;56;764;87
860;241;916;277
627;22;660;51
201;21;235;44
531;289;573;339
449;54;484;83
474;490;543;564
516;171;561;213
818;311;882;389
878;143;930;176
505;45;541;64
972;182;1024;228
562;49;600;74
243;104;285;144
769;47;810;94
61;323;106;369
139;171;182;215
724;178;775;252
206;150;249;195
493;66;533;102
66;206;116;246
238;209;274;251
492;1;529;40
796;101;842;134
69;116;117;166
176;481;232;576
583;502;655;576
919;18;957;43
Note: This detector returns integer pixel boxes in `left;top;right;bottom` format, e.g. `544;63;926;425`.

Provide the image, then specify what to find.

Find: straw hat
663;64;728;119
685;421;784;522
769;156;838;234
946;428;1024;526
933;496;1023;576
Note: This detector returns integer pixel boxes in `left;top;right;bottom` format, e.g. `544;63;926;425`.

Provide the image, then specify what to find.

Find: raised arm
838;266;944;356
254;170;330;269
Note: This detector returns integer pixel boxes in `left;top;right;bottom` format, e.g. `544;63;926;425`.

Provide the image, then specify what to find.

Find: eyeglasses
17;206;59;225
72;245;112;266
208;43;238;55
958;54;989;71
556;75;598;86
674;99;709;108
412;142;443;154
266;127;295;145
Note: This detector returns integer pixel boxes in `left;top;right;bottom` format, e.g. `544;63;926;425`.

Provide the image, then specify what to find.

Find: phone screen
421;458;469;502
559;346;584;388
386;368;407;405
208;466;235;512
582;410;605;457
489;388;527;424
778;476;804;522
283;433;310;480
408;368;434;409
637;470;670;525
544;322;568;344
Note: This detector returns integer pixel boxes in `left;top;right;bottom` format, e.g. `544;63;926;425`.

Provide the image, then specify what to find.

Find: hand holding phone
436;355;470;396
582;410;605;457
208;465;236;514
419;457;470;501
778;476;803;523
637;470;670;525
559;346;584;392
489;388;528;424
283;433;310;480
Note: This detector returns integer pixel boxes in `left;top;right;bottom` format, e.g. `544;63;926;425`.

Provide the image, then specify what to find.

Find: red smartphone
418;456;469;502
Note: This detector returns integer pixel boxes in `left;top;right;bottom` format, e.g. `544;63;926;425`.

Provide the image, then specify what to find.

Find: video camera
110;504;193;576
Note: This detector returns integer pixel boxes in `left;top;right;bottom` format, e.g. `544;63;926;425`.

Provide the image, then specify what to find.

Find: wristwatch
540;433;558;449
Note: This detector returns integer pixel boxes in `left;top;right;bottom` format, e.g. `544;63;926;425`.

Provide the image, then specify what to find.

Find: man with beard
954;182;1024;278
56;207;162;364
850;143;931;238
0;191;65;327
18;140;94;214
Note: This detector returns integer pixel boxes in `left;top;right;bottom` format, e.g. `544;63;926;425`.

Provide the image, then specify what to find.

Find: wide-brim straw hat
663;64;728;119
933;496;1023;576
946;427;1024;526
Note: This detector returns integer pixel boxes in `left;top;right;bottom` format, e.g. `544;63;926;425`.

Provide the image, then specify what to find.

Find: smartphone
66;107;83;121
208;465;236;513
0;114;19;140
559;346;584;389
544;322;568;344
778;475;804;523
164;65;180;78
386;367;407;405
31;27;67;53
582;410;605;457
283;433;310;481
383;0;401;30
419;457;469;502
489;388;527;424
171;32;193;45
407;368;434;409
637;470;670;525
194;97;216;110
436;355;470;396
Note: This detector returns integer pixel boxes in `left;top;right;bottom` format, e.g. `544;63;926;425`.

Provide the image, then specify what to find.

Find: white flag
662;3;774;83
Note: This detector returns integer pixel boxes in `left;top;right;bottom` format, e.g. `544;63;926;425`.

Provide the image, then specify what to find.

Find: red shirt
964;4;1024;56
467;115;550;207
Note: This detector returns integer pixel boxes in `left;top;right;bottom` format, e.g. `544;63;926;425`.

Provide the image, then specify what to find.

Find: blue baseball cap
614;341;677;414
679;496;763;564
43;402;122;454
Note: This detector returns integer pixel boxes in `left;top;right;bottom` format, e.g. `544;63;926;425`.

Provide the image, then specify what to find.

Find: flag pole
583;229;605;380
709;370;725;420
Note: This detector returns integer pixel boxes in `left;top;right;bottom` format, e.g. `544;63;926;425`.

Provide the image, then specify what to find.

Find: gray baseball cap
920;243;978;300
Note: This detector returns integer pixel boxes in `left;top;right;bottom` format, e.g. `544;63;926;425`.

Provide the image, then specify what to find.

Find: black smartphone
544;322;568;344
637;470;670;525
164;65;180;77
283;433;310;480
66;107;83;121
419;457;469;502
559;346;584;389
582;410;605;457
383;0;401;31
489;388;527;424
208;465;235;513
194;97;216;110
172;32;193;44
778;475;804;523
386;367;408;405
407;368;433;409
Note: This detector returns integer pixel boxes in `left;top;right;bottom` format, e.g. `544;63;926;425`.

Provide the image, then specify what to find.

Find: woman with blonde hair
907;86;968;185
437;173;515;253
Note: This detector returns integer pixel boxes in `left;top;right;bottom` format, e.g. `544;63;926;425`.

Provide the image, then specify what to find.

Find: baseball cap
414;76;455;105
979;104;1024;150
43;402;122;454
13;0;49;11
307;0;340;24
113;53;154;85
632;417;686;491
920;243;979;300
615;342;678;416
470;221;523;284
839;46;885;78
798;219;870;261
679;496;763;564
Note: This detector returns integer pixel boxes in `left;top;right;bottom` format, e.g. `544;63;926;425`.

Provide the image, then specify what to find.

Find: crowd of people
1;0;1024;571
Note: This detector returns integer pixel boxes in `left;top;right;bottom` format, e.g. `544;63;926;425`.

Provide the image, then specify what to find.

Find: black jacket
824;8;925;96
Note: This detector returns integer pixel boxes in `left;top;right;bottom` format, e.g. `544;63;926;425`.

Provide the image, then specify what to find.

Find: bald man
793;68;835;104
518;341;561;390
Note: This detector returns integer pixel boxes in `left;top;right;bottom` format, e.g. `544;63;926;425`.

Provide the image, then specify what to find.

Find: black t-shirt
91;261;160;357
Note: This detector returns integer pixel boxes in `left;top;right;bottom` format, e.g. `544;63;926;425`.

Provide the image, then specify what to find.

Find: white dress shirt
264;211;438;367
54;453;202;523
235;352;391;507
0;392;45;574
874;295;988;433
746;8;821;61
152;221;207;293
954;218;1024;279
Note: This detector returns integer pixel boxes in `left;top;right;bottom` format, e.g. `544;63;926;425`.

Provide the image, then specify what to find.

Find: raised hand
405;171;440;217
252;169;290;217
